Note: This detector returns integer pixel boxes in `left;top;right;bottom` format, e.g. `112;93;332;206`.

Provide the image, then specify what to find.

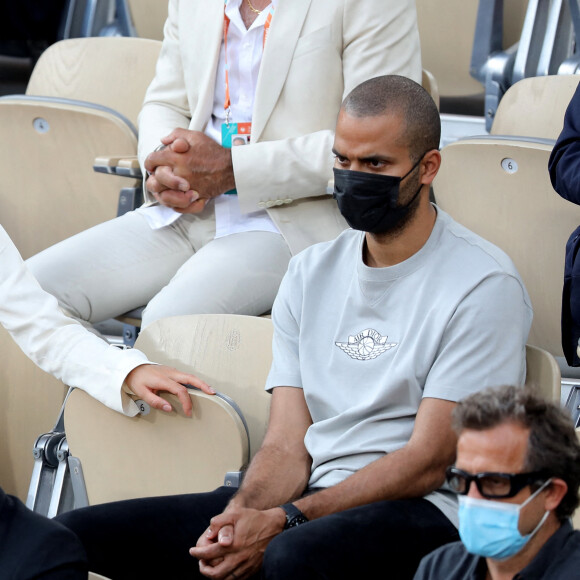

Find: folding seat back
433;136;580;360
416;0;526;102
126;0;168;40
0;36;161;260
0;98;137;259
574;428;580;530
525;344;561;403
421;69;440;110
26;37;162;127
0;325;68;500
64;386;249;506
133;314;274;458
490;75;580;139
0;37;161;501
62;314;273;507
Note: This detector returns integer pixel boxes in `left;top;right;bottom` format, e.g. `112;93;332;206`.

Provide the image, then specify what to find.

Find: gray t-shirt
265;207;533;525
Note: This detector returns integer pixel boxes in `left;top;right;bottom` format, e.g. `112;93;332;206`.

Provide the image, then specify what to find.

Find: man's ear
420;149;441;186
544;478;568;512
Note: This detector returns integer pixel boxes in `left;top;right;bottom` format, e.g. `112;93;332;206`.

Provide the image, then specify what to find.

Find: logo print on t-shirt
335;329;397;361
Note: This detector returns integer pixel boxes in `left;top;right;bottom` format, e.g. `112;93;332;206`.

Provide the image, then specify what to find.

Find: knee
262;530;318;580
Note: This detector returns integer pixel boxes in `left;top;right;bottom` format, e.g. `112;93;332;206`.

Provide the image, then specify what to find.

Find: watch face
287;514;309;528
281;503;309;529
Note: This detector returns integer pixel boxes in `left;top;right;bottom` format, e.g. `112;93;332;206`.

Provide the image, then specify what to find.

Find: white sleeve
0;227;149;415
265;258;304;391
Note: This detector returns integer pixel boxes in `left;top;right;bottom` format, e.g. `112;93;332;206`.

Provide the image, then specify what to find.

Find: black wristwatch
280;502;309;529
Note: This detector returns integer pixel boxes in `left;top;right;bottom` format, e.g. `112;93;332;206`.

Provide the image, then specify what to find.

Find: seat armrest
94;155;142;178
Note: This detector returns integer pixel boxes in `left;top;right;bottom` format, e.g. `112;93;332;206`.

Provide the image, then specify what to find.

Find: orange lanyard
223;2;273;125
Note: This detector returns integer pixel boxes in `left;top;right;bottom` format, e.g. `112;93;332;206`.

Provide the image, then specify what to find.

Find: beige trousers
26;204;291;331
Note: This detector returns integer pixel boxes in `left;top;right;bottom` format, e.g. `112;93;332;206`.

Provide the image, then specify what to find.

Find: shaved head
341;75;440;162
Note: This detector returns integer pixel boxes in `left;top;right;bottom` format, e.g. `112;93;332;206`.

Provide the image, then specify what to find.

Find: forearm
295;442;453;521
229;441;311;511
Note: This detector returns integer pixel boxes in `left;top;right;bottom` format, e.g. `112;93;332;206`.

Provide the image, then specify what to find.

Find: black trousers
56;486;458;580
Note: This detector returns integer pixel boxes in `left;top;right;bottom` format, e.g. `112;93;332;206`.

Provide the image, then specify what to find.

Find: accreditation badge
221;122;251;195
221;121;251;148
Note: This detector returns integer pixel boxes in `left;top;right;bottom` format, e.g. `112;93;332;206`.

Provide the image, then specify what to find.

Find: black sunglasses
445;466;550;499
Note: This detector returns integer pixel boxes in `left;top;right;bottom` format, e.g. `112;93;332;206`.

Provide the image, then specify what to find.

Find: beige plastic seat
574;428;580;530
63;314;273;506
65;387;248;505
0;99;138;260
0;37;162;502
89;573;113;580
525;344;561;403
422;69;440;110
0;325;68;499
126;0;168;40
491;75;580;139
26;37;162;129
433;136;580;362
0;37;161;259
133;314;273;458
416;0;527;104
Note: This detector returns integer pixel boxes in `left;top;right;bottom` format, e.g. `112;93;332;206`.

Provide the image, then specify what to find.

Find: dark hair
341;75;440;162
453;385;580;520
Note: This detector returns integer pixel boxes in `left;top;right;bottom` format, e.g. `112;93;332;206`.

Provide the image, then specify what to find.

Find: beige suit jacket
138;0;422;254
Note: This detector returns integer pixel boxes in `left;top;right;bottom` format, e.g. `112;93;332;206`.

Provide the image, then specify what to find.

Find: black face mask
332;157;423;234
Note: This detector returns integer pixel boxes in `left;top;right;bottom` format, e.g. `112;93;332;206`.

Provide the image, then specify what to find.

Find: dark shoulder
414;541;477;580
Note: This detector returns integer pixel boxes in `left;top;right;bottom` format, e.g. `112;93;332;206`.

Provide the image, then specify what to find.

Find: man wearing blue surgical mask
414;384;580;580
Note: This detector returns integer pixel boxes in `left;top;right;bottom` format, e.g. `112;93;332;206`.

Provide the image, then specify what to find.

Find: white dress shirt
141;0;279;237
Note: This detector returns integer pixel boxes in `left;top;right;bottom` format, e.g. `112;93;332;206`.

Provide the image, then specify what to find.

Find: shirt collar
514;520;575;579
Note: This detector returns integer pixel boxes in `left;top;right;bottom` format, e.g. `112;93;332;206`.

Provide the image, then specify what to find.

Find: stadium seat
0;37;161;259
64;386;248;506
26;37;160;128
125;0;168;40
0;37;161;503
490;74;580;139
574;428;580;530
525;344;561;403
88;573;113;580
433;135;580;382
422;69;440;110
416;0;527;115
0;97;137;260
470;0;578;130
0;325;68;500
132;314;273;458
60;314;273;507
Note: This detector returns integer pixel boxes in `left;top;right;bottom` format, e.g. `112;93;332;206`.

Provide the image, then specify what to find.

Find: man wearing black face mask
57;76;533;580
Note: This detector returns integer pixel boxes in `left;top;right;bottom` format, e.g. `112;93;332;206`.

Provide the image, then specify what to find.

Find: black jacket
549;81;580;365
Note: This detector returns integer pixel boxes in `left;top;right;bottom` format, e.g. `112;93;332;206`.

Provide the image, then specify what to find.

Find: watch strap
280;502;309;529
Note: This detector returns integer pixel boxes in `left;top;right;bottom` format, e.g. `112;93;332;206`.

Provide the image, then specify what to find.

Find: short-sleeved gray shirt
266;208;533;525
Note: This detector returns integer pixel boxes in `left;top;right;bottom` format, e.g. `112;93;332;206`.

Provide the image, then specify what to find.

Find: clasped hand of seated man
190;504;286;580
144;129;236;214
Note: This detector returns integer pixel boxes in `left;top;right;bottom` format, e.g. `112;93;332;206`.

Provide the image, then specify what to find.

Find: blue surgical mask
458;478;552;560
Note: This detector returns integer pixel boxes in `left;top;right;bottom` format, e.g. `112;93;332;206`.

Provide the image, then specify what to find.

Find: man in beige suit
27;0;421;331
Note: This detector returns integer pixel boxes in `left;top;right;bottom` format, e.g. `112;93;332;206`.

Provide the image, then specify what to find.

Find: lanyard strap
223;2;273;124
